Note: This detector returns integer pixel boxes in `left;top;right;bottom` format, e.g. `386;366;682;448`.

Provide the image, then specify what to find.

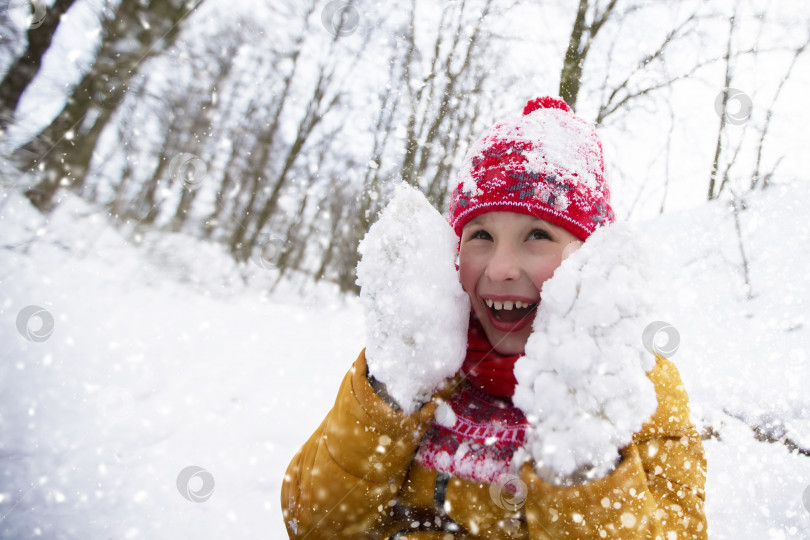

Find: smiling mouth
484;298;538;323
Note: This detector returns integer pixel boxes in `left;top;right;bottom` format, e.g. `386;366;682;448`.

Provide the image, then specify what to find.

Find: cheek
457;252;480;296
528;255;563;290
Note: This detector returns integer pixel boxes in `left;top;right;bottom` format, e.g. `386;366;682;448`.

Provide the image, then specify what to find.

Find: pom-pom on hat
448;96;614;241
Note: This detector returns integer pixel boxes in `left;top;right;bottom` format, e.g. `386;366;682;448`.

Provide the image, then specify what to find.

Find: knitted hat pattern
448;96;615;241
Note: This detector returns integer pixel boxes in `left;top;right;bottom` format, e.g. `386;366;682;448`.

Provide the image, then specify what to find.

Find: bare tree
0;0;78;130
18;0;205;212
594;4;704;126
730;192;753;300
224;3;320;260
203;27;307;241
707;14;737;201
706;10;808;201
322;0;499;292
558;0;618;112
750;32;810;191
231;15;370;264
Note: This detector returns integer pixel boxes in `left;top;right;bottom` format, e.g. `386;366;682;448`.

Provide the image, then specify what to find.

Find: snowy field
1;180;809;538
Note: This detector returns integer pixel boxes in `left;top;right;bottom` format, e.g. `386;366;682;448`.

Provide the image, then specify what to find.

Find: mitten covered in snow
356;183;470;414
512;222;659;486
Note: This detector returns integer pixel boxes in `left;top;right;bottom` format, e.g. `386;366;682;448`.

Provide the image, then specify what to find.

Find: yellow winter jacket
281;349;707;539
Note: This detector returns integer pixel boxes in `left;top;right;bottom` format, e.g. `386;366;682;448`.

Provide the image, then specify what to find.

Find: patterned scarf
414;314;529;484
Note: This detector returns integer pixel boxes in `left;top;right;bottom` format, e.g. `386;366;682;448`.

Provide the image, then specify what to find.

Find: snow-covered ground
1;180;809;538
0;192;365;538
636;181;810;539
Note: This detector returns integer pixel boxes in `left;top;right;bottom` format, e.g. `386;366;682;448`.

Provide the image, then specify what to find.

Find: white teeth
484;299;537;310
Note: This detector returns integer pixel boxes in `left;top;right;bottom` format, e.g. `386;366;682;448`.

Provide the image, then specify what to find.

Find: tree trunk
0;0;78;130
708;15;736;201
559;0;618;111
559;0;589;111
18;0;204;213
225;46;303;257
234;66;335;261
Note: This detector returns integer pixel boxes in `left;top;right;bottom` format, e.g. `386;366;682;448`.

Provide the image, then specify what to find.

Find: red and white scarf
415;315;530;484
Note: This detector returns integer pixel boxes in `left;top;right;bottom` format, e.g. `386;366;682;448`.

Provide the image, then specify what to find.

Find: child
281;97;707;539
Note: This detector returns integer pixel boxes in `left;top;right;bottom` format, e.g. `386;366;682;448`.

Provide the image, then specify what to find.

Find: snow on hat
448;96;614;241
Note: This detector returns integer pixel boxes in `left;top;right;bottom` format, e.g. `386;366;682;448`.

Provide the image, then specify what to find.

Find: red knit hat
448;96;614;241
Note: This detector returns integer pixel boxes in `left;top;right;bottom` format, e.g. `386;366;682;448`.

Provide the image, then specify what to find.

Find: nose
485;241;521;282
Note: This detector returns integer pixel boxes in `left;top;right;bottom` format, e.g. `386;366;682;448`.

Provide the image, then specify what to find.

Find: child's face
458;212;580;355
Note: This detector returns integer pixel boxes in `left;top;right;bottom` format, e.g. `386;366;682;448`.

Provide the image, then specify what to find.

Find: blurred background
2;0;808;291
1;0;809;538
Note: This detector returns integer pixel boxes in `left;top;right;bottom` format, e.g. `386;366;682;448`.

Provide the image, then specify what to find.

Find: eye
469;229;492;241
528;228;552;241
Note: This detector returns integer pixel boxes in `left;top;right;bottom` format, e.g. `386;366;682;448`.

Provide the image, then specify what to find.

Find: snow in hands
356;182;470;414
512;222;659;485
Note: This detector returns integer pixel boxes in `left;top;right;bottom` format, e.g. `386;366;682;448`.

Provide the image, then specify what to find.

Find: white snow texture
512;222;659;485
458;105;604;203
356;183;470;414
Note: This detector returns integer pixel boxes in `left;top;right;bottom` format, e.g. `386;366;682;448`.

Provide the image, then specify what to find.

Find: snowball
512;222;659;484
356;182;470;414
